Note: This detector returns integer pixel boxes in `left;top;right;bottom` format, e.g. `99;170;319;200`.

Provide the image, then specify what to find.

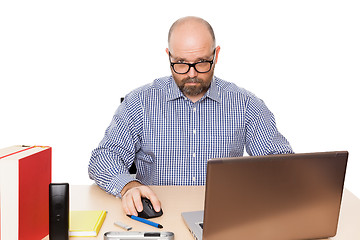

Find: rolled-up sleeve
88;95;142;197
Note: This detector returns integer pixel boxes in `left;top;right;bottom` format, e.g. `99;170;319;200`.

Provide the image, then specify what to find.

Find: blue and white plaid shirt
89;76;293;197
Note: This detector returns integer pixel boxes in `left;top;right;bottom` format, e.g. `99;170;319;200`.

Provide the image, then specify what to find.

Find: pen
127;215;163;229
114;221;132;231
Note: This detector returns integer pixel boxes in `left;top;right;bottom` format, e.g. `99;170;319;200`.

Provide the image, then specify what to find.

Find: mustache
182;78;203;84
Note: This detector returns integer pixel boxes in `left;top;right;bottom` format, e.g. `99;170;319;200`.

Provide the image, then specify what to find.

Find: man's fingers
132;190;143;213
145;192;162;212
121;195;131;215
122;189;139;216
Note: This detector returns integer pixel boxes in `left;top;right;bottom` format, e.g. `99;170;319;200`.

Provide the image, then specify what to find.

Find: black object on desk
49;183;69;240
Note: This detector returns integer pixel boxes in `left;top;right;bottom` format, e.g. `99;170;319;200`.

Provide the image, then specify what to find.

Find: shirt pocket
208;129;244;158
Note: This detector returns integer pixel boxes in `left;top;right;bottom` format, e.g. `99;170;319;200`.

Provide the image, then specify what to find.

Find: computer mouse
137;197;163;219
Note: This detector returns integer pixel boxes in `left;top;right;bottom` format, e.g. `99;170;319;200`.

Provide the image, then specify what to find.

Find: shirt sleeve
88;95;142;198
244;95;293;156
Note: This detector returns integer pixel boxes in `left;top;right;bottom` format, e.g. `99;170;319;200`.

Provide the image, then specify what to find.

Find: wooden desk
45;185;360;240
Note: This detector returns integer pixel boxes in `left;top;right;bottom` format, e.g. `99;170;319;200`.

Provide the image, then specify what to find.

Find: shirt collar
204;76;221;103
166;76;184;101
166;76;221;103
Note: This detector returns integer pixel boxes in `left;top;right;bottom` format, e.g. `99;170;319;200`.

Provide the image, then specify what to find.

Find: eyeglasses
169;49;216;74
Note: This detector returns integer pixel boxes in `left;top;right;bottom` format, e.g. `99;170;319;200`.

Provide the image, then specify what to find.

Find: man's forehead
169;47;214;61
169;32;214;60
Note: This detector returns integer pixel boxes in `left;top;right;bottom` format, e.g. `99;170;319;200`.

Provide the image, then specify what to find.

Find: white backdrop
1;0;359;197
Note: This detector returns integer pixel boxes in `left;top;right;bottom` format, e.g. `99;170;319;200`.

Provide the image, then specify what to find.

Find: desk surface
46;185;360;240
69;185;205;240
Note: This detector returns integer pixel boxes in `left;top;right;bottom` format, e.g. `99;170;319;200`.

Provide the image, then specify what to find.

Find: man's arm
245;96;293;156
88;96;162;214
88;108;139;197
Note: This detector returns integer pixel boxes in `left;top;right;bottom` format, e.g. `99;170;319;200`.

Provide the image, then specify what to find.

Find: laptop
182;151;348;240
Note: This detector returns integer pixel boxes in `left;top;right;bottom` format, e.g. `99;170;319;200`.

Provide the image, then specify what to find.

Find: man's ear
165;48;170;56
215;46;220;64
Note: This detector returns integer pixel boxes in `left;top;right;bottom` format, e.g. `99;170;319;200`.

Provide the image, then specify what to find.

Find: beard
176;77;212;96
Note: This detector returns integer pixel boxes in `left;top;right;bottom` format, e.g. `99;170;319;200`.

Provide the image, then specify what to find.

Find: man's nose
187;66;198;78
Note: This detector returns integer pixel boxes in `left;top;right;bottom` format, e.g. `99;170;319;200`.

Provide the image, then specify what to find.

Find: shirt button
193;153;196;158
193;107;196;112
192;177;196;182
193;129;196;134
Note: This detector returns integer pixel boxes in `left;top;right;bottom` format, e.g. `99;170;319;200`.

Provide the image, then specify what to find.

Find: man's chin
182;86;207;96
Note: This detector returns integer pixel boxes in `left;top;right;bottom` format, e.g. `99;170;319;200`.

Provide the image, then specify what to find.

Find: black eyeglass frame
168;49;216;74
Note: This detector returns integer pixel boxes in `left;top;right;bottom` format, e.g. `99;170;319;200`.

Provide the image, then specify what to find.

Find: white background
1;1;359;197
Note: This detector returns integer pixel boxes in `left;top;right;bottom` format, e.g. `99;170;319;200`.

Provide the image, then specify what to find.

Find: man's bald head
167;16;216;51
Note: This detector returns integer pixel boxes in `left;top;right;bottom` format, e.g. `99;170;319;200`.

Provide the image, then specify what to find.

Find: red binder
0;145;52;240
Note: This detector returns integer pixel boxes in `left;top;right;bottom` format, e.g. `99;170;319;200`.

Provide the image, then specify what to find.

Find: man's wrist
120;181;143;197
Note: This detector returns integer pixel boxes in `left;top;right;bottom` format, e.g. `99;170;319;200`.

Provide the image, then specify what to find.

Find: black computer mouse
137;197;163;219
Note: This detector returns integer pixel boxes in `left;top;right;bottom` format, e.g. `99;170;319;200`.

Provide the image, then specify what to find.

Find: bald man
89;16;293;215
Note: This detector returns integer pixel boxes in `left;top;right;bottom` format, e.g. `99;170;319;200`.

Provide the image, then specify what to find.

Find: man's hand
120;181;161;216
